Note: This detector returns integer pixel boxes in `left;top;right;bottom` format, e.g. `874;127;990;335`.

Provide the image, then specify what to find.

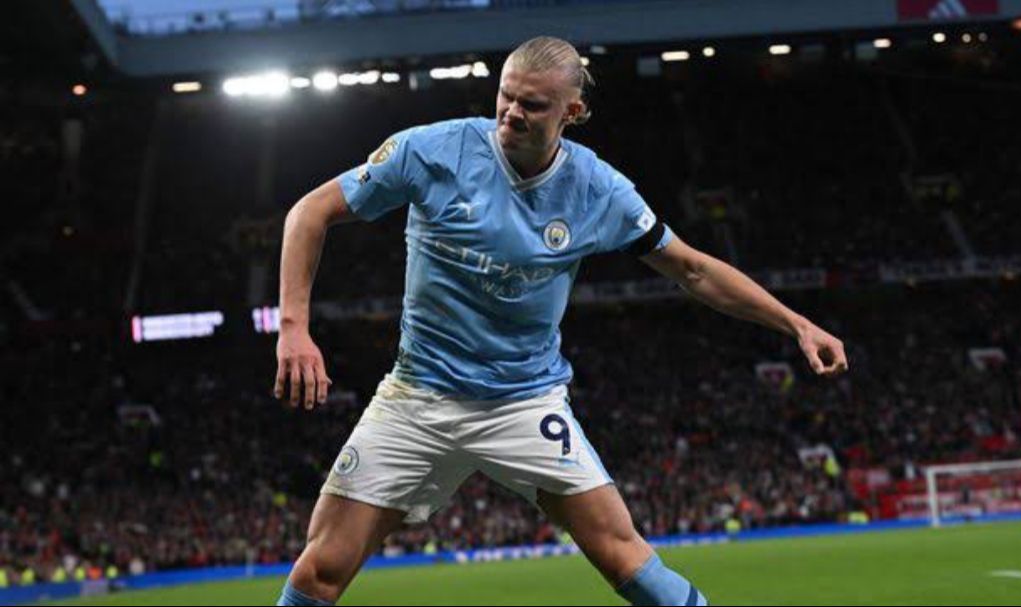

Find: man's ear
564;99;584;124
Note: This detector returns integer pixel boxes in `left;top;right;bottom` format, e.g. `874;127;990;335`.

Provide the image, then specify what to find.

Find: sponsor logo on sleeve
637;209;656;232
369;138;398;165
357;164;371;185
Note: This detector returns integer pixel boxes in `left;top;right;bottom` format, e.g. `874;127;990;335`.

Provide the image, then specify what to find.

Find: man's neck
505;140;560;180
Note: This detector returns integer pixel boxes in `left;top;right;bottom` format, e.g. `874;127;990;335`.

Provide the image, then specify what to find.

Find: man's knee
289;542;352;602
285;495;405;602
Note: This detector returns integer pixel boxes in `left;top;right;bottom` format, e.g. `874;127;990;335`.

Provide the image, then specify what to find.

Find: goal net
923;459;1021;527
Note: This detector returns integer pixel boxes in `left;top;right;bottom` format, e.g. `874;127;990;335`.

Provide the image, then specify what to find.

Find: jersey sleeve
336;127;422;221
596;166;673;254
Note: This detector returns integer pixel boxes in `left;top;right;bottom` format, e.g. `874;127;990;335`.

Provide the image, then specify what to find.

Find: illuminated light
932;32;947;43
290;77;311;89
252;306;281;334
223;72;290;97
318;70;383;86
430;64;472;80
312;71;338;90
471;62;490;78
702;46;716;58
962;33;973;43
357;70;380;85
978;32;988;42
580;56;590;67
769;44;792;56
381;72;401;83
72;84;87;96
240;76;263;96
661;50;691;62
874;38;892;49
131;311;225;343
223;78;246;96
261;72;290;97
245;76;269;96
1013;18;1021;31
590;45;607;55
172;81;202;93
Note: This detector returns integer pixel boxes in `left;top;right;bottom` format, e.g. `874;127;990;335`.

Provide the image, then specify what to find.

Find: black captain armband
623;221;667;257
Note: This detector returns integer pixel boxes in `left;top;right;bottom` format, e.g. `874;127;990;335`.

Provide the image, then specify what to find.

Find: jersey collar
488;129;568;192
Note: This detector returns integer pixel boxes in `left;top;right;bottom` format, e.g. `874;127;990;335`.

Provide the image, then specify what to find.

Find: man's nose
506;102;525;121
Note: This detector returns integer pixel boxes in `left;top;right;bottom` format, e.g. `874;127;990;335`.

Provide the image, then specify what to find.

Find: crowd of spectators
2;283;1018;582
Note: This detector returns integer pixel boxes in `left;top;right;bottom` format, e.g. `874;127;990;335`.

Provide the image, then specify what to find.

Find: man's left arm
641;236;849;377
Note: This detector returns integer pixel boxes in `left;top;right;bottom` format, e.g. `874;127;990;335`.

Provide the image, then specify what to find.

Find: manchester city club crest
543;220;571;252
334;446;360;476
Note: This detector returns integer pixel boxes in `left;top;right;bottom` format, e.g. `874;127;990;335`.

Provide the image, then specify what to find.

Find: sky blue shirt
337;117;672;400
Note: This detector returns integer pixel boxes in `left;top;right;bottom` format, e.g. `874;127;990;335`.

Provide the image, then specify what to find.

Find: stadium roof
96;0;493;37
68;0;1021;77
0;2;101;77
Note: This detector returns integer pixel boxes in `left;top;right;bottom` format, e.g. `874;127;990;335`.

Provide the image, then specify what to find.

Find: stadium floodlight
962;33;973;43
245;75;270;96
874;38;892;49
471;62;490;78
769;44;792;56
290;76;311;89
224;72;290;98
580;57;590;67
223;78;246;96
357;70;380;85
702;46;716;58
312;71;339;90
381;72;401;83
661;50;690;62
172;81;202;93
261;72;290;97
430;64;472;80
590;45;607;55
1014;18;1021;31
978;32;988;42
72;84;87;96
932;32;947;43
338;72;359;86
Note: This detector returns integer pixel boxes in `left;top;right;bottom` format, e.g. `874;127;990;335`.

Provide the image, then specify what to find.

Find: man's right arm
273;179;358;410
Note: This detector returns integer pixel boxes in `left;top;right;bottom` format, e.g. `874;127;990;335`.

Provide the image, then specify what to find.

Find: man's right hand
273;326;332;410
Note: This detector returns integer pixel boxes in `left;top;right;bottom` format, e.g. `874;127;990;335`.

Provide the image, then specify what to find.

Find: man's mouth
501;120;527;134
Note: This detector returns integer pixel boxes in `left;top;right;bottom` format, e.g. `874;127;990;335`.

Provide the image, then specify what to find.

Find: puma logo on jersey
454;200;481;220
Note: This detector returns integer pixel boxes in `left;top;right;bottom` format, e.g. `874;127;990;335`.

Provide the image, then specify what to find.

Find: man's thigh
322;375;473;523
467;388;614;504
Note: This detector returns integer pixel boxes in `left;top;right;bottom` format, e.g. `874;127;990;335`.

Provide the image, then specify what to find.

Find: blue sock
616;554;708;606
276;580;335;606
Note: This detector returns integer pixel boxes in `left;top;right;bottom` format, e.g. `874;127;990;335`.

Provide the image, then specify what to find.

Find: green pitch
47;522;1021;606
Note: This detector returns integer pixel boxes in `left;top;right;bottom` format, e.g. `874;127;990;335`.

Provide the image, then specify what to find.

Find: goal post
924;459;1021;528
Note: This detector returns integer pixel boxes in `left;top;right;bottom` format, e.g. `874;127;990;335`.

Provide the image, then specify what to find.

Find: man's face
495;63;576;154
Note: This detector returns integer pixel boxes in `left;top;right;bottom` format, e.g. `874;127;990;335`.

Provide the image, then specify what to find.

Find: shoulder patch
369;138;398;165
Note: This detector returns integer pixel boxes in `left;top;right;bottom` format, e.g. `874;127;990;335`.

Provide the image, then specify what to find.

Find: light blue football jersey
337;117;672;400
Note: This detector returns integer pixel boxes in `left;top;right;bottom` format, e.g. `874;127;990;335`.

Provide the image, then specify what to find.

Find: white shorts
321;373;613;523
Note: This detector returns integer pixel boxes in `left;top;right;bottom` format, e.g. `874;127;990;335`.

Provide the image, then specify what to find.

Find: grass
47;521;1021;605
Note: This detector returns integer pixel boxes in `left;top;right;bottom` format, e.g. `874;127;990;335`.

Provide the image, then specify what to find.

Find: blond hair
506;36;595;125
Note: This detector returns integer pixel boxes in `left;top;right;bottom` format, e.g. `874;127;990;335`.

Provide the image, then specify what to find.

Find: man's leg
278;494;405;605
538;486;707;606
